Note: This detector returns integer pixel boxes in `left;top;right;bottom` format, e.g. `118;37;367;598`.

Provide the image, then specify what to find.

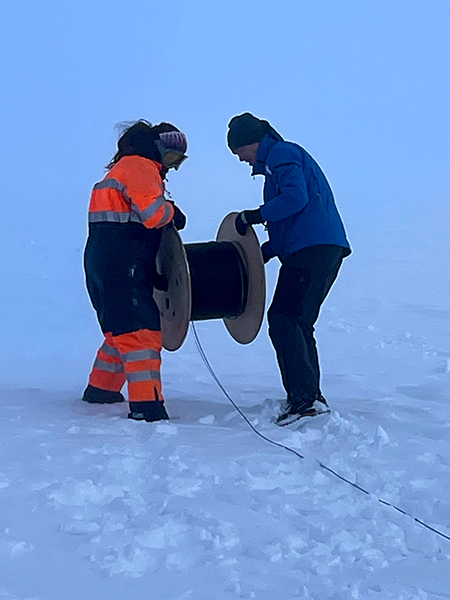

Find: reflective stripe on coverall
85;155;174;405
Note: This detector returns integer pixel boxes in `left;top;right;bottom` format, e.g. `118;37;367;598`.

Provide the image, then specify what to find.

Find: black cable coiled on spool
185;242;248;321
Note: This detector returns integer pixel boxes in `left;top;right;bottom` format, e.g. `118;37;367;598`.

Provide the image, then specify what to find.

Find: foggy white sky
1;0;449;241
0;0;449;382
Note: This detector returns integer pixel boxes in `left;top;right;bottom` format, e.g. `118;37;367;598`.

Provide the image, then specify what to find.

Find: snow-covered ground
1;215;450;599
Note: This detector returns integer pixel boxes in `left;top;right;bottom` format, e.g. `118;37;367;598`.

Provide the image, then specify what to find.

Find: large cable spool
154;212;266;350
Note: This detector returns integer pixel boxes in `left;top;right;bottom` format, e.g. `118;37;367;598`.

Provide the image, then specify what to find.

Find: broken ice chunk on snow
198;414;215;425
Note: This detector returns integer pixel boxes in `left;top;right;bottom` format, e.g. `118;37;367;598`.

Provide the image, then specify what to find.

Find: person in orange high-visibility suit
82;120;188;422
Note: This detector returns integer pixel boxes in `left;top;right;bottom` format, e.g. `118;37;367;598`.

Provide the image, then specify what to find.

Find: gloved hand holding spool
153;212;266;350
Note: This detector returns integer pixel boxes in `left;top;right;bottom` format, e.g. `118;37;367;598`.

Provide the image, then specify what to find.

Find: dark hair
106;119;181;170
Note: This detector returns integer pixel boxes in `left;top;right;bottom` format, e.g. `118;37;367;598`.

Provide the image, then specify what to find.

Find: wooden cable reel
153;212;266;350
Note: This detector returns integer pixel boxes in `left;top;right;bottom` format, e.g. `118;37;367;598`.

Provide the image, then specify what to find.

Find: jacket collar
252;133;283;176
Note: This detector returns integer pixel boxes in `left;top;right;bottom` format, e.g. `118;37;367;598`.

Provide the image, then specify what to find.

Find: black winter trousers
84;224;161;336
268;245;347;401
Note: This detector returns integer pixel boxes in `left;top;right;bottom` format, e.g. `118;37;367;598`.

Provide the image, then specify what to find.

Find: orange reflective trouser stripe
88;332;126;392
88;329;163;402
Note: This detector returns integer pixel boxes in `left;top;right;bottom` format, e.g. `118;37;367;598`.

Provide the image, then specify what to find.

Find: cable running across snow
191;322;450;544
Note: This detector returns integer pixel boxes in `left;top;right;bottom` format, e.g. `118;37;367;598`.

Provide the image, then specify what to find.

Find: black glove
235;212;249;236
260;241;274;264
172;203;187;230
235;208;264;236
151;272;169;292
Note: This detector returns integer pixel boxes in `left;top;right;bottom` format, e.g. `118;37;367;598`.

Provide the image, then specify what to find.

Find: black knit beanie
227;112;282;151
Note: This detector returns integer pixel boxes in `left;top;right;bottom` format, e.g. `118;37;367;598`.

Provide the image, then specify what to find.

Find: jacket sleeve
122;157;175;229
259;147;309;223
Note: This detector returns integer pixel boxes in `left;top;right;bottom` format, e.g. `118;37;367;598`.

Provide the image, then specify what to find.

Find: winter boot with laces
276;393;329;426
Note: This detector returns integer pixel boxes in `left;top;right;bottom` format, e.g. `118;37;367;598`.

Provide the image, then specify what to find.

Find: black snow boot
276;395;317;426
82;384;125;404
276;393;330;426
317;393;330;409
128;400;169;422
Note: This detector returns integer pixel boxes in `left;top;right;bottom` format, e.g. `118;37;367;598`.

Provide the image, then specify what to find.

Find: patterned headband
159;131;187;154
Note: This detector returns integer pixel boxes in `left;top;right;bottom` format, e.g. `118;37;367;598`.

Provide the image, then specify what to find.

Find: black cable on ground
191;322;450;544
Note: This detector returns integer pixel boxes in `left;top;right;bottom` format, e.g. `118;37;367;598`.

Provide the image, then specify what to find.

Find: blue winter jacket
254;134;351;261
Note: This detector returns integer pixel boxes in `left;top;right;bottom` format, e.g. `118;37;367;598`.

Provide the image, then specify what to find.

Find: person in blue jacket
227;112;351;426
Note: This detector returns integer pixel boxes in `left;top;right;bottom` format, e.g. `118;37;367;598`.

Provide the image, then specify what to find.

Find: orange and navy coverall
84;155;174;413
